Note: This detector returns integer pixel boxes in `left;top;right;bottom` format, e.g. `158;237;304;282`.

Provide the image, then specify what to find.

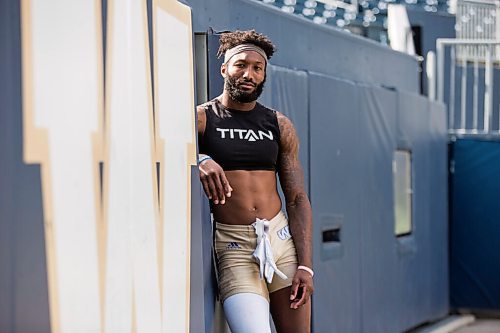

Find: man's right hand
199;159;233;204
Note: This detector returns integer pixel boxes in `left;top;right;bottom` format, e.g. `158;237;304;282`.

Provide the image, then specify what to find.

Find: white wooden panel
155;2;195;332
104;1;162;332
24;1;102;332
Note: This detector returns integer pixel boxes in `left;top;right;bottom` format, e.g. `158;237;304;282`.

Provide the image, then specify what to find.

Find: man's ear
220;63;227;78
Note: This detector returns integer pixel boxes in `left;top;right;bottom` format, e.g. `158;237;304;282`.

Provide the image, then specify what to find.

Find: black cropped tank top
199;99;281;171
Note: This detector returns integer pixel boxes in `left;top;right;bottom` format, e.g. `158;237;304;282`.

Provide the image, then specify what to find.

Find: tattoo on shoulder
196;105;206;135
277;112;299;156
276;112;306;202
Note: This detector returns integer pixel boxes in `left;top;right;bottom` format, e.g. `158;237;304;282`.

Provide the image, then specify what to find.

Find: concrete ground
452;319;500;333
413;315;500;333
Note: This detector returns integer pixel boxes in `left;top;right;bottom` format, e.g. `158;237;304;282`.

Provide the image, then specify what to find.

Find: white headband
223;43;267;64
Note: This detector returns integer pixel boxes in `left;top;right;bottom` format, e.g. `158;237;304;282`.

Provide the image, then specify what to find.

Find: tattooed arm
197;105;232;204
277;112;314;309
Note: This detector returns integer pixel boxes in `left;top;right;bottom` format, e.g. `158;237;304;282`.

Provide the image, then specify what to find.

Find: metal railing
455;0;500;61
456;0;499;39
435;39;500;135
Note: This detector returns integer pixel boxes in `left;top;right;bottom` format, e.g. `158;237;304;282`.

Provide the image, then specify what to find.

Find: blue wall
449;139;500;310
282;72;447;333
0;1;52;332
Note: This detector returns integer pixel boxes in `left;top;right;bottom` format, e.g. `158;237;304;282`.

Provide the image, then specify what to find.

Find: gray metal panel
190;167;217;333
349;86;449;333
0;0;52;332
309;73;363;333
427;100;449;319
396;91;449;329
207;33;224;101
186;0;420;93
399;91;436;330
193;32;218;333
260;64;310;195
357;85;400;333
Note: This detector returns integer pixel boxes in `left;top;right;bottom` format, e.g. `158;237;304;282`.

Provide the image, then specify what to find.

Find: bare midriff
211;170;282;225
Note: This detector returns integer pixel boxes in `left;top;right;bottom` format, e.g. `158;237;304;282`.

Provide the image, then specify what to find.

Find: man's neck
219;92;256;111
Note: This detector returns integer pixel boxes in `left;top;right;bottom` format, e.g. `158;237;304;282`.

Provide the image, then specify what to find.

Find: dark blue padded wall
308;79;448;333
309;74;363;333
450;139;500;310
206;34;224;101
190;167;217;333
358;90;448;331
395;92;448;327
260;65;310;195
427;101;449;317
398;91;435;328
356;85;400;333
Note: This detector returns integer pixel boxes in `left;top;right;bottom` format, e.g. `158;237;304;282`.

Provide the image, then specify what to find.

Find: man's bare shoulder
275;110;290;124
196;104;206;116
197;99;218;116
197;103;211;134
275;111;298;145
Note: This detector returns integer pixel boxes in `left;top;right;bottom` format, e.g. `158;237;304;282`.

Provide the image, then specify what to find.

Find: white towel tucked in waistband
252;218;288;283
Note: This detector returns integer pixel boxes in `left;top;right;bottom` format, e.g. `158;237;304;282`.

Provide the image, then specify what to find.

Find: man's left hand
289;269;314;309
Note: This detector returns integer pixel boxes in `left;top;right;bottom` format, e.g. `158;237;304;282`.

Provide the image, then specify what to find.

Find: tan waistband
215;211;287;232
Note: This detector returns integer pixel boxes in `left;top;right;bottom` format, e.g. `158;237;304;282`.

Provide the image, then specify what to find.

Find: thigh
215;226;269;302
223;293;272;333
270;287;311;333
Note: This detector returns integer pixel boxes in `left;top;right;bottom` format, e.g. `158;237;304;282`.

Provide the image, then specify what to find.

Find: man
197;30;313;333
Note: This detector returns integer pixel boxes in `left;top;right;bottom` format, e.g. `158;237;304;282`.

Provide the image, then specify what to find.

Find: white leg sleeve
223;293;272;333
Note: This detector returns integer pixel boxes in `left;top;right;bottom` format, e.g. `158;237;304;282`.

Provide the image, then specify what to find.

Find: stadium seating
255;0;451;42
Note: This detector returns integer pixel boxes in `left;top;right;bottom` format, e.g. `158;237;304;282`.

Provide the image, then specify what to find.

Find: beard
224;74;266;103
